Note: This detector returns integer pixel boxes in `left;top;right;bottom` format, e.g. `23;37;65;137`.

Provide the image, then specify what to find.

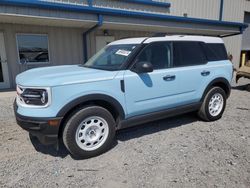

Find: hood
16;65;118;87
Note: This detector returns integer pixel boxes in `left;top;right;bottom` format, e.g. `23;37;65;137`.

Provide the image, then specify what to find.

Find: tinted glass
17;34;49;64
136;42;171;70
84;44;138;70
203;43;228;61
173;42;206;67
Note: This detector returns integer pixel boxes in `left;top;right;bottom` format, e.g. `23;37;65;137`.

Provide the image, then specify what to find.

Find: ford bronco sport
14;35;233;158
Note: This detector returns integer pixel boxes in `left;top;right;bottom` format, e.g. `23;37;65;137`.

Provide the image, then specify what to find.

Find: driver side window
136;42;172;70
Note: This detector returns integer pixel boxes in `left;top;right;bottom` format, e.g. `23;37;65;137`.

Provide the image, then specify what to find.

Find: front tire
198;87;227;121
63;106;116;159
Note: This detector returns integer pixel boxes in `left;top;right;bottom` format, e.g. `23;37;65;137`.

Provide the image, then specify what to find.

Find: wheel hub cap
75;116;109;151
208;93;224;117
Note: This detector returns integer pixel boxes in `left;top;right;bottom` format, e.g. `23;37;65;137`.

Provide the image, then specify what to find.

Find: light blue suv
14;35;233;158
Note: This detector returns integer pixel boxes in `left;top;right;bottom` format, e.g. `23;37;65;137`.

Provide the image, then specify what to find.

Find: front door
96;36;115;52
0;32;10;89
124;42;182;118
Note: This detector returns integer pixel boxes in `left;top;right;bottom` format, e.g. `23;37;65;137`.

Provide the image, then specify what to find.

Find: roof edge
123;0;171;8
0;0;248;31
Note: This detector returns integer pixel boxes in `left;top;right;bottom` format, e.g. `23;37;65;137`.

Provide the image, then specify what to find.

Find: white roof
109;37;146;45
109;35;224;45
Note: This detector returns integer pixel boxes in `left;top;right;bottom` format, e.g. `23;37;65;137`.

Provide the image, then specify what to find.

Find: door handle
163;75;176;81
201;71;210;76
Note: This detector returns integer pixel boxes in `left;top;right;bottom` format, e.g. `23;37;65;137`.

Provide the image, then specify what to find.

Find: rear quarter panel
196;60;233;100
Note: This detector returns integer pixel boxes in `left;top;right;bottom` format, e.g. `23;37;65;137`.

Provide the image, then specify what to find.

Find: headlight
16;85;51;108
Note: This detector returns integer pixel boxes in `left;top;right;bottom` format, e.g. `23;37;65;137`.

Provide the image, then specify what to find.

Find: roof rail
151;33;209;37
151;32;243;38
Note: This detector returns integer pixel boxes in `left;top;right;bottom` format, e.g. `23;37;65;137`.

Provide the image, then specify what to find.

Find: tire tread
62;106;116;159
198;87;227;122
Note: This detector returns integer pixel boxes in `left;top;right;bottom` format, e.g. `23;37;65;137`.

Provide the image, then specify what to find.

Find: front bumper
14;101;63;145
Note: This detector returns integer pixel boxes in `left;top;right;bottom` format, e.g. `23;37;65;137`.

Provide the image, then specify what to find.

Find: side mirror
132;61;153;74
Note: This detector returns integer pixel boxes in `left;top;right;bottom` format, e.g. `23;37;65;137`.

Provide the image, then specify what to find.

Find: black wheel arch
57;94;125;121
201;77;231;102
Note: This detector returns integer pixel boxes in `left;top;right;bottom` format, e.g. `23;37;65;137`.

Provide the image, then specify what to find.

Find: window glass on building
173;42;206;67
136;42;171;70
16;34;49;64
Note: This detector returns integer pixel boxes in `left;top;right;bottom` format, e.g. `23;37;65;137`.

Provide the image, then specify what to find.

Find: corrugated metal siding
93;0;169;14
222;0;250;67
242;12;250;50
223;35;242;66
45;0;89;6
168;0;220;20
43;0;169;14
41;0;250;22
42;0;219;19
0;4;97;24
0;23;84;88
223;0;250;22
88;29;153;57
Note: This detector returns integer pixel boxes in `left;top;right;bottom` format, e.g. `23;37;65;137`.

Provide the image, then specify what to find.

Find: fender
56;94;125;119
201;77;231;102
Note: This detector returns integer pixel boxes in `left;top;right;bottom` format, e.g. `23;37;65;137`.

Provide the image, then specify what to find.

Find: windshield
83;44;138;70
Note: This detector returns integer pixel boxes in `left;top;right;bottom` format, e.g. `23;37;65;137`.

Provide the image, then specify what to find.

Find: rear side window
173;42;207;67
203;43;228;61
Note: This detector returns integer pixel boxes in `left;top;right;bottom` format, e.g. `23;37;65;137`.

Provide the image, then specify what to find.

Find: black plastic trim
121;43;146;70
14;101;62;145
120;80;125;93
201;77;231;101
118;102;202;129
56;94;125;119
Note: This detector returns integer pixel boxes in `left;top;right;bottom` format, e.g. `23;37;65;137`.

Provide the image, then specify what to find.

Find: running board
118;102;202;130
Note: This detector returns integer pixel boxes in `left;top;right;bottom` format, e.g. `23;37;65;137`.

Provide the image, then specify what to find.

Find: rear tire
198;87;227;122
63;106;116;159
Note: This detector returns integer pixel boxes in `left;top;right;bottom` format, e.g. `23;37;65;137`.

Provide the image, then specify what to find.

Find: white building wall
168;0;220;20
242;12;250;51
45;0;169;14
223;0;250;22
93;0;169;14
88;29;153;57
223;0;250;67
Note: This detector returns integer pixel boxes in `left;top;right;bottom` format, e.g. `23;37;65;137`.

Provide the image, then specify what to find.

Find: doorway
0;32;10;89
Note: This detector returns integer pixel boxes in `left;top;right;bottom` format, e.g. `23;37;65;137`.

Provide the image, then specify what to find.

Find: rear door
170;41;210;103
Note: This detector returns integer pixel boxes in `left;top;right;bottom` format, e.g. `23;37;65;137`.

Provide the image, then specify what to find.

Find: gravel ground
0;80;249;188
